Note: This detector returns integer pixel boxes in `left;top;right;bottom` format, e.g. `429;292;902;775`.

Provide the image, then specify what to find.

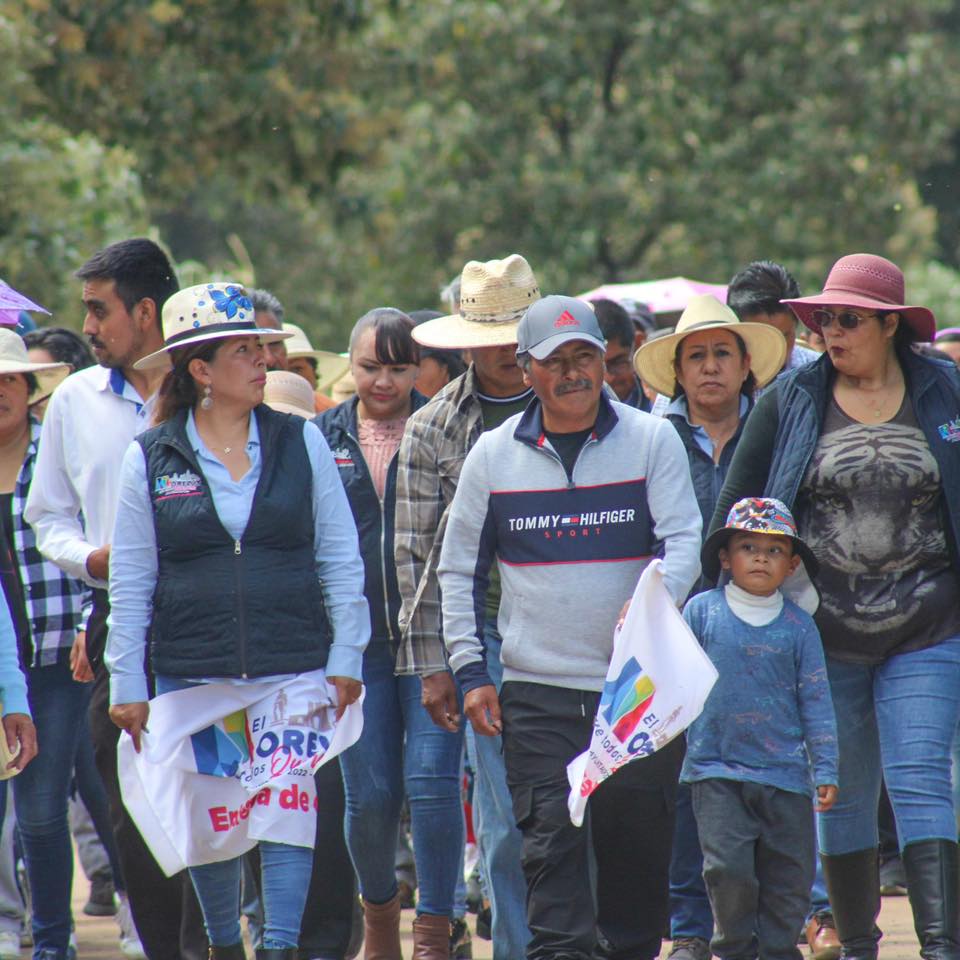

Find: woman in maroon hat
712;253;960;960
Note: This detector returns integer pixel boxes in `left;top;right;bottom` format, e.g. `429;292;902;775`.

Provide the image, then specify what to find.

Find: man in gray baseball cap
439;293;702;960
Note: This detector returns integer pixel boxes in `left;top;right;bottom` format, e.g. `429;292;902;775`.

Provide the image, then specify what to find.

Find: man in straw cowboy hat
438;293;702;960
24;238;208;960
394;254;540;960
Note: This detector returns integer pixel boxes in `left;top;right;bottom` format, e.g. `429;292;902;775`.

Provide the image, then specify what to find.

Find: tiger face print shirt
796;394;960;663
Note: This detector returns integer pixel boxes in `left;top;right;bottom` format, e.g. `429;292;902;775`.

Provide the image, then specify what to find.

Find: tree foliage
3;0;960;341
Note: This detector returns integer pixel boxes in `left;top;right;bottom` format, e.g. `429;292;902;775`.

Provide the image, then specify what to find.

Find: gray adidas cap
516;295;607;361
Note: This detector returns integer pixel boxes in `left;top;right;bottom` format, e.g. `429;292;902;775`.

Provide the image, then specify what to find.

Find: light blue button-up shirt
666;394;749;459
107;411;370;703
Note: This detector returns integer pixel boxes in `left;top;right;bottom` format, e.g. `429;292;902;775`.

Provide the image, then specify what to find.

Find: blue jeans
12;662;89;960
465;621;531;960
339;644;463;917
818;638;960;855
669;782;713;940
155;674;313;947
189;842;311;947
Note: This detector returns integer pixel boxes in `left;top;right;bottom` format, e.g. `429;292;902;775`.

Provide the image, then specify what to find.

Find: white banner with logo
118;669;363;875
566;559;717;826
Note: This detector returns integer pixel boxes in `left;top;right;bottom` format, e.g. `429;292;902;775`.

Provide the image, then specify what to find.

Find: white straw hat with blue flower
135;282;293;371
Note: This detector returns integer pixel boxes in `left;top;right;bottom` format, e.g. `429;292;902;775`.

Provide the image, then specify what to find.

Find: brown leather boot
362;895;402;960
411;913;450;960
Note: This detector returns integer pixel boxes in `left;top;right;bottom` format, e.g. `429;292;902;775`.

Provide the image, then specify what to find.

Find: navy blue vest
138;405;331;679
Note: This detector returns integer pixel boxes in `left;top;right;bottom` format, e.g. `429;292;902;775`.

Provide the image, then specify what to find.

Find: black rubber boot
820;848;882;960
902;839;960;960
209;946;247;960
255;950;297;960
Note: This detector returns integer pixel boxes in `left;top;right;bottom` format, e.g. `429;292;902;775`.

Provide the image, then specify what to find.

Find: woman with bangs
317;309;462;960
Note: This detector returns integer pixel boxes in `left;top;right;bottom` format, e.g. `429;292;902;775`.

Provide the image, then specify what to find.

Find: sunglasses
810;309;876;331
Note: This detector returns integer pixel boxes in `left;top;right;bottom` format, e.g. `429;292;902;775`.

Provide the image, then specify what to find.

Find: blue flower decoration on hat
209;285;253;320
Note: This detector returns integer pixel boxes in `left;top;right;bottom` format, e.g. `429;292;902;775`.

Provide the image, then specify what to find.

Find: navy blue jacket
140;406;332;678
711;348;960;568
315;392;428;651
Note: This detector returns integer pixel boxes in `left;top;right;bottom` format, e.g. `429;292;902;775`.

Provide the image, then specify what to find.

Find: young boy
682;497;839;960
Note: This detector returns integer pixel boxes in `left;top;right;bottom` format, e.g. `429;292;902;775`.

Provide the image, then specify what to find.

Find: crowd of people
0;237;957;960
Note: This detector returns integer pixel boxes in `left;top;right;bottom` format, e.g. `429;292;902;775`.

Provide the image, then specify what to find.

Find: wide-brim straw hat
782;253;935;342
633;294;786;398
0;328;70;403
412;255;540;349
135;282;293;371
282;323;350;390
262;370;317;418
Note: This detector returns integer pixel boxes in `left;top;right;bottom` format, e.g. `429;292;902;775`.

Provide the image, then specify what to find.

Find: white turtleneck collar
724;582;783;626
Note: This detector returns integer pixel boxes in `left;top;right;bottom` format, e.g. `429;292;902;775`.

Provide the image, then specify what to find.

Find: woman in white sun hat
106;283;370;960
0;327;72;960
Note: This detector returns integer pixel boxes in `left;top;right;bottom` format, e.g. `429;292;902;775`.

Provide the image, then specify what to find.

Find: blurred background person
251;288;289;371
727;260;819;372
409;311;466;399
593;297;650;410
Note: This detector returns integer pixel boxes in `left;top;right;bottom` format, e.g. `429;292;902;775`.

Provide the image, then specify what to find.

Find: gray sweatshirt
438;394;702;693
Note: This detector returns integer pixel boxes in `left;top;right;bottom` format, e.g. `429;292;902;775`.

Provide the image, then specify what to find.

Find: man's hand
815;784;838;813
1;714;36;772
70;631;93;682
86;545;111;581
421;671;460;732
464;685;502;737
328;676;362;721
109;702;149;753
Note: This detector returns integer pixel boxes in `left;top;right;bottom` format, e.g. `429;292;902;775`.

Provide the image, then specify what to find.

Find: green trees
3;0;960;341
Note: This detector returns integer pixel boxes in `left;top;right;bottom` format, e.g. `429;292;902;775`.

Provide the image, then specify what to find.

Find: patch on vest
154;470;204;499
331;446;354;467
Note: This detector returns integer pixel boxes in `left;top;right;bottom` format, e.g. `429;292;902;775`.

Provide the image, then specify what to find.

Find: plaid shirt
394;366;484;675
14;420;87;666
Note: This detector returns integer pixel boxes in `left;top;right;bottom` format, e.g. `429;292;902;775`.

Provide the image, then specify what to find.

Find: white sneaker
0;930;20;959
116;895;147;960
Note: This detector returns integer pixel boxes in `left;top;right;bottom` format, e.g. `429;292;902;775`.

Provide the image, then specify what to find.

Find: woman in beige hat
106;283;370;960
635;294;785;495
0;327;78;960
712;253;960;960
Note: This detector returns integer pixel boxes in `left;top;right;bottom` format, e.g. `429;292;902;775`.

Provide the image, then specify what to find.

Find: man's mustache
555;379;592;395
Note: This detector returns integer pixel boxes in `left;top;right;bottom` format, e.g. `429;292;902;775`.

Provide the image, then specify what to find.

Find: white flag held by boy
566;559;718;826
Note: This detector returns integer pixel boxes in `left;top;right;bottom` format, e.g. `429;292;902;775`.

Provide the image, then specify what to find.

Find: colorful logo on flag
600;657;656;742
191;710;252;778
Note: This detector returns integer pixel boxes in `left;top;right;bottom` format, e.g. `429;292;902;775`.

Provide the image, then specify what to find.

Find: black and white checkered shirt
13;420;86;667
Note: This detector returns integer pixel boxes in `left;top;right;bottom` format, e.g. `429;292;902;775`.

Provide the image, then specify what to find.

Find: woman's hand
815;784;838;813
1;714;36;772
109;702;150;753
70;631;94;683
328;676;362;721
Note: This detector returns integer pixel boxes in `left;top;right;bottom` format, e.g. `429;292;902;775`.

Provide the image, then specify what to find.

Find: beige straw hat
412;255;540;349
136;282;293;371
634;294;786;398
262;370;318;418
0;329;70;403
282;323;350;390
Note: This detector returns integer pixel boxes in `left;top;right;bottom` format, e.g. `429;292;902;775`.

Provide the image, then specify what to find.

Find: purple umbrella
0;279;50;327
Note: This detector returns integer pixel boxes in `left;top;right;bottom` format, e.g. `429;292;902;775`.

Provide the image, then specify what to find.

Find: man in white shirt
25;238;208;960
